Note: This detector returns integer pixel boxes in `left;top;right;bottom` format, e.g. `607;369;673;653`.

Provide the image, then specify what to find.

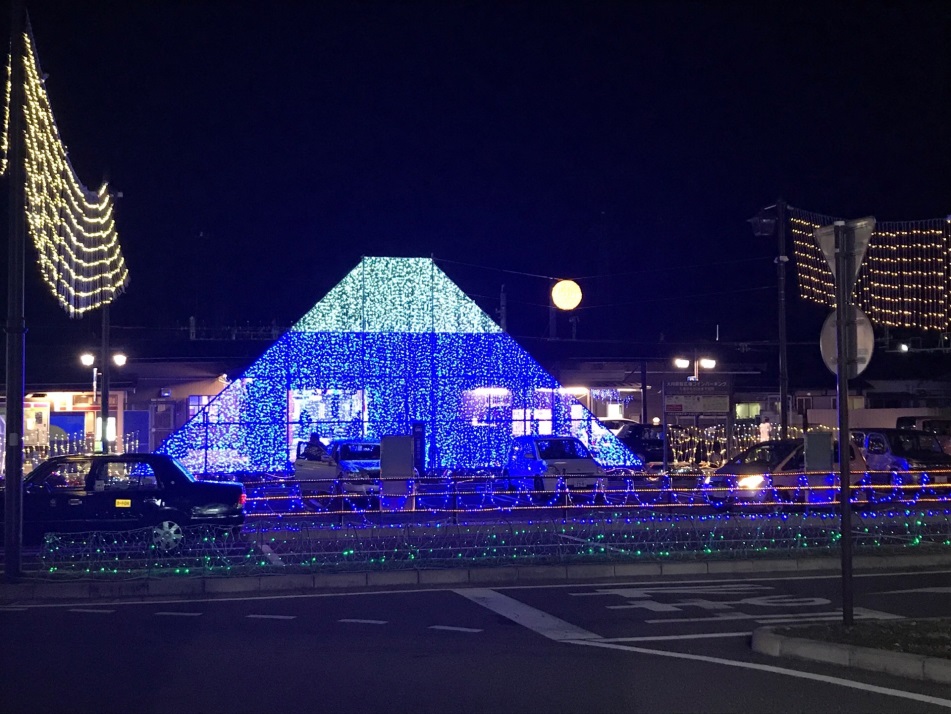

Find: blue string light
159;257;640;475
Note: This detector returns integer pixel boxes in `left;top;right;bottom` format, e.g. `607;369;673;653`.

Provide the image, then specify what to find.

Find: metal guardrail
236;469;951;519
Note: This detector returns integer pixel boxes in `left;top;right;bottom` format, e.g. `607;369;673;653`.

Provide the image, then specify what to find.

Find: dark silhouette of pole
776;199;789;440
4;0;27;581
100;304;110;452
834;221;855;626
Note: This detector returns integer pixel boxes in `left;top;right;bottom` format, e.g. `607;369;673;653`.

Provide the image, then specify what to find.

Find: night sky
2;0;949;350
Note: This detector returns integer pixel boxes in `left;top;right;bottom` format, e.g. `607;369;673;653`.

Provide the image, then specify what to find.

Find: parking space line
572;639;951;709
339;618;387;625
454;588;601;641
259;544;284;566
246;614;296;620
154;611;203;617
69;608;115;614
428;625;483;633
600;632;752;642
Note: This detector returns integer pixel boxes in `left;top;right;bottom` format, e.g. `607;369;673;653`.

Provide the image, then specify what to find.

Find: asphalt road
2;568;950;713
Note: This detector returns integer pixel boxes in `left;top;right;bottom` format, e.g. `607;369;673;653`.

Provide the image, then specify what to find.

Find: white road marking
600;631;752;642
154;611;202;617
572;639;951;709
339;618;387;625
69;608;115;614
573;584;771;597
876;586;951;595
454;588;601;641
246;614;296;620
645;607;900;625
259;544;284;566
428;625;483;633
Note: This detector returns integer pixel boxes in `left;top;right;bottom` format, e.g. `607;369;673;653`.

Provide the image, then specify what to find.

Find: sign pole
834;221;855;627
815;215;874;628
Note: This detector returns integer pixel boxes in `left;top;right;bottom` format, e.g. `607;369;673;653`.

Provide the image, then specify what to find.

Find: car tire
532;477;548;504
151;516;186;552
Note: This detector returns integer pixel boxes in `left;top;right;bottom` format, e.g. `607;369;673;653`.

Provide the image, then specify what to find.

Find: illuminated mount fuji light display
159;257;639;475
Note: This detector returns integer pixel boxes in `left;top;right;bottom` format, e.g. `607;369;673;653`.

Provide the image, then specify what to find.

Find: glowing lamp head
80;353;95;367
699;358;716;370
112;353;127;367
673;357;690;369
551;280;582;311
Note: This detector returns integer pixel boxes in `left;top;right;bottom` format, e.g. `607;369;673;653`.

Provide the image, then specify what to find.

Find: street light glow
699;358;717;370
551;279;582;310
112;353;127;367
80;352;95;366
673;357;690;369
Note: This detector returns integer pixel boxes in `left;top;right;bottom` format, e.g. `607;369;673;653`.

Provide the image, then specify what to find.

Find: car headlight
737;474;766;490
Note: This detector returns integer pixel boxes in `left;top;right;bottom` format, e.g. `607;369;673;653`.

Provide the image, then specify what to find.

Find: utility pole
498;284;507;332
4;0;27;581
776;199;789;439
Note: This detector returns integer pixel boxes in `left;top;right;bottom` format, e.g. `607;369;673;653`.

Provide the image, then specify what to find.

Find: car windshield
887;432;943;455
536;439;591;460
338;443;381;461
728;441;800;468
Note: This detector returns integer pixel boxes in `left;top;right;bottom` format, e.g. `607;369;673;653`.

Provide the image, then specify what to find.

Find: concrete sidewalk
2;551;951;603
752;625;951;685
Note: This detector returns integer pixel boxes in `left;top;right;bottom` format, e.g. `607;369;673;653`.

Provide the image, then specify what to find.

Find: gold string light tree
789;207;949;330
2;26;129;314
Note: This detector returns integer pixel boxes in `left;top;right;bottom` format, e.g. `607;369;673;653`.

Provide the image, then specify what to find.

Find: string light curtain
789;207;950;330
2;29;129;316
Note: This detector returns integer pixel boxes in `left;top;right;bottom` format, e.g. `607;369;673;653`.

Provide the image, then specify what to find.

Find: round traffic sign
819;306;874;379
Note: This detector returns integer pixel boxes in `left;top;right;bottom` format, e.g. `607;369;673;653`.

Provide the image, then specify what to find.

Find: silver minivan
503;435;604;500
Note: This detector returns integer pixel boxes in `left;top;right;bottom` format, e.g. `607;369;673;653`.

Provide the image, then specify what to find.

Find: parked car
0;453;245;548
293;437;382;507
857;428;951;493
703;438;866;507
896;417;951;456
503;435;604;499
602;421;679;472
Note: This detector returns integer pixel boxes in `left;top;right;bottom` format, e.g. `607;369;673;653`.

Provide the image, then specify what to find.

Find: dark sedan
1;453;245;548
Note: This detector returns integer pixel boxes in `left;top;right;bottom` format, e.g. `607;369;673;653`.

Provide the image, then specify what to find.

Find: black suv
1;453;245;548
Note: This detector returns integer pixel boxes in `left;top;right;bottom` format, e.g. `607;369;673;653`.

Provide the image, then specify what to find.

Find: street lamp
673;355;716;381
79;351;127;451
549;278;583;339
749;198;789;440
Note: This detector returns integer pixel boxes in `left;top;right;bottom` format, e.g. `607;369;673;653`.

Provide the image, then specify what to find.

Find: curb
3;551;951;604
752;626;951;685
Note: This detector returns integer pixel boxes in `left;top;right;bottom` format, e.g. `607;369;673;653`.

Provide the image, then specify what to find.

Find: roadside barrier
32;507;951;580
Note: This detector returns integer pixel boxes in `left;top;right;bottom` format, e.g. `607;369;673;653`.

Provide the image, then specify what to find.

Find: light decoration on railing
1;30;129;316
789;207;950;330
159;257;641;475
36;509;951;579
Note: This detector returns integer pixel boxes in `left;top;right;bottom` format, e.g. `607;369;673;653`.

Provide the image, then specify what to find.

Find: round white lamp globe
551;279;582;311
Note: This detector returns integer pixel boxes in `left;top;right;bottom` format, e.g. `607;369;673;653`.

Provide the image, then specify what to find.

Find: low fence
34;507;951;580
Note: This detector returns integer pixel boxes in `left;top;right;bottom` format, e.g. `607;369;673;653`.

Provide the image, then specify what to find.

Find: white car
294;438;382;505
503;435;604;499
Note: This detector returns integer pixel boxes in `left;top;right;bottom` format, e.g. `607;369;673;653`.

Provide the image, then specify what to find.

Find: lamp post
749;199;789;440
80;350;126;452
669;354;717;470
550;278;582;340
